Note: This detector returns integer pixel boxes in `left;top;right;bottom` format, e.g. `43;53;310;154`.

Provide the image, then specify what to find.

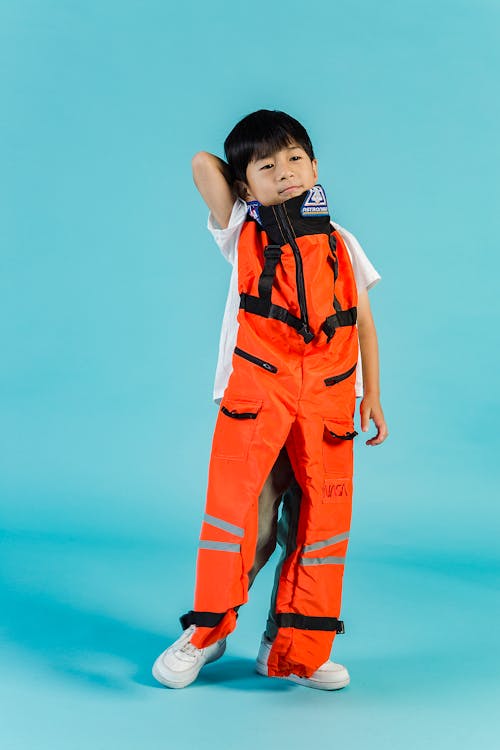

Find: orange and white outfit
181;185;367;678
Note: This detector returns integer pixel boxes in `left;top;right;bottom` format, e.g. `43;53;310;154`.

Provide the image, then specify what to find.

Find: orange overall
181;185;359;678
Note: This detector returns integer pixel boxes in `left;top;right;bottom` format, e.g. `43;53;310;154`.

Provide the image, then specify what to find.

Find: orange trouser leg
185;320;304;649
266;399;355;678
188;394;296;649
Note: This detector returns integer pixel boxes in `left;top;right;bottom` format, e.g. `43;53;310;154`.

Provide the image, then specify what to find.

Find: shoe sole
152;639;227;689
256;659;349;691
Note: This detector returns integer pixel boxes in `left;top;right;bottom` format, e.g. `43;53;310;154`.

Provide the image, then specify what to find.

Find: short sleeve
333;222;381;292
207;198;248;265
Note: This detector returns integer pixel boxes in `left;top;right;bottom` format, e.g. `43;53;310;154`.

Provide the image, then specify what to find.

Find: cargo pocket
212;398;263;461
322;418;358;475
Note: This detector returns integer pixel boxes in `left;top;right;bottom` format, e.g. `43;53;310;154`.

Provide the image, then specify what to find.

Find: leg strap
180;610;228;630
275;613;345;633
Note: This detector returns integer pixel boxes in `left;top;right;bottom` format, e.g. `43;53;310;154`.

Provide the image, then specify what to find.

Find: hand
359;394;388;446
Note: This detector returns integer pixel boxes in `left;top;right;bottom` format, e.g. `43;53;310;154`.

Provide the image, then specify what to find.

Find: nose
276;156;294;180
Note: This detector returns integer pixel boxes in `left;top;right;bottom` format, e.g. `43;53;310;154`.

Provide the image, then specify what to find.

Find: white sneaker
152;625;227;689
256;633;350;690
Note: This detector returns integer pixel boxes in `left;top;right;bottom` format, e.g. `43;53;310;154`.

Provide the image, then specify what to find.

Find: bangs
248;131;296;164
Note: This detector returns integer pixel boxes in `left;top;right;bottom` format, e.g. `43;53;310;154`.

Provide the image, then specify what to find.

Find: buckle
321;320;336;342
264;244;283;259
299;324;314;344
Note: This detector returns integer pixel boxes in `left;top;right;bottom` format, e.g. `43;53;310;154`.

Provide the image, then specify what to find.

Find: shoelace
173;625;202;658
179;642;200;656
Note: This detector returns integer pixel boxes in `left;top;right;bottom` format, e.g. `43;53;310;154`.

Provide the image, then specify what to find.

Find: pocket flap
324;418;358;440
221;398;263;420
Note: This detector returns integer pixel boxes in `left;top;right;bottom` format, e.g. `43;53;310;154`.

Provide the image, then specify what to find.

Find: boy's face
242;140;318;206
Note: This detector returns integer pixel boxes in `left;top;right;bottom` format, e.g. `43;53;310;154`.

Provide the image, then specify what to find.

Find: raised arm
192;151;237;230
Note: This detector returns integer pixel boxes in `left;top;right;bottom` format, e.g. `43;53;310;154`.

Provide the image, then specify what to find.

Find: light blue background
1;1;499;748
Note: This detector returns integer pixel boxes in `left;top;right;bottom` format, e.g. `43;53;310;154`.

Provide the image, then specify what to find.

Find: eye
260;163;274;170
290;155;302;161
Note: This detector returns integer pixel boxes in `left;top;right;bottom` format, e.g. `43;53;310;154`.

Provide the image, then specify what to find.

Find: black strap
276;612;345;634
258;245;283;300
321;307;357;342
333;295;343;313
325;231;356;343
328;233;339;281
180;610;227;630
240;294;314;343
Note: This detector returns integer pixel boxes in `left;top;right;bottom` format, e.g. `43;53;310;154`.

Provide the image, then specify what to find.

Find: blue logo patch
300;185;329;217
247;200;262;224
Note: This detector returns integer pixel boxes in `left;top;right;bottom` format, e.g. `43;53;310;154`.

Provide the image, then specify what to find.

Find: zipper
324;362;357;387
273;203;313;343
234;347;278;373
221;405;258;420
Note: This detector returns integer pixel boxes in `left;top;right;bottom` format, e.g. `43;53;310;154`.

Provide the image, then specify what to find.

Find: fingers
360;406;371;433
365;421;389;446
358;400;389;446
361;415;370;433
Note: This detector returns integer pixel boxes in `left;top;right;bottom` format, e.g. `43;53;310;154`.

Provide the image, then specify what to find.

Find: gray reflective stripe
199;540;241;553
299;555;346;566
302;532;350;554
203;513;245;538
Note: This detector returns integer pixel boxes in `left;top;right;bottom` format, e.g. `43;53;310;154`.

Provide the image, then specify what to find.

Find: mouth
279;185;301;195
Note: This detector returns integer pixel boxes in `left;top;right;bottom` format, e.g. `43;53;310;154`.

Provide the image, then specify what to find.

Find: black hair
224;109;315;185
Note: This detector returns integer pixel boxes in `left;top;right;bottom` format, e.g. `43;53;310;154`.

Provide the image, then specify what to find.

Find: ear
312;158;318;182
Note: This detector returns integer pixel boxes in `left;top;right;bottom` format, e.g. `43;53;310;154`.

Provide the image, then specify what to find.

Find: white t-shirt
208;198;381;403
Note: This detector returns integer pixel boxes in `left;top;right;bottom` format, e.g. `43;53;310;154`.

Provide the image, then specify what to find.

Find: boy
153;110;388;690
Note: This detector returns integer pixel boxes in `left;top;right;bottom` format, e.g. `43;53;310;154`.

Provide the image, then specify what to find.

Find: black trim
326;428;358;440
276;613;345;633
234;346;278;373
180;610;227;630
324;362;357;387
321;307;358;342
221;405;258;420
258;245;282;301
328;233;339;281
333;295;343;313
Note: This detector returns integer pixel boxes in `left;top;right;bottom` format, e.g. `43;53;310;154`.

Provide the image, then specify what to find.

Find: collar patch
300;185;329;217
246;200;262;224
